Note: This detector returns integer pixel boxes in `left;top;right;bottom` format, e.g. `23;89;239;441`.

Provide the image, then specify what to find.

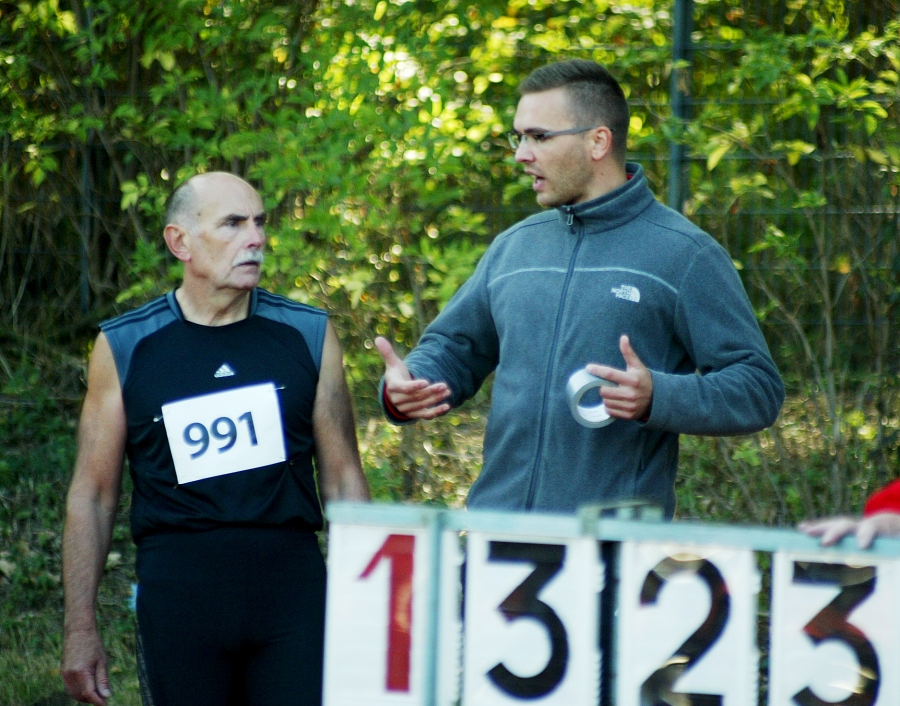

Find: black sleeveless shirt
100;289;327;543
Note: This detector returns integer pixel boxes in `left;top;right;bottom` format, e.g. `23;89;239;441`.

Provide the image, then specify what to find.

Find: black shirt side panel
253;289;328;372
106;292;327;544
99;295;176;385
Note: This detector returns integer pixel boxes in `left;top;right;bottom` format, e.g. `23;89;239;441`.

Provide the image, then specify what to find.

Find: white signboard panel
616;542;759;706
323;523;433;706
436;530;464;706
769;551;900;706
462;533;602;706
162;382;286;484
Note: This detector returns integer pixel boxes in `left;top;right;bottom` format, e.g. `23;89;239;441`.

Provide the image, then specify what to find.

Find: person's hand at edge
375;337;451;420
587;334;653;421
799;513;900;549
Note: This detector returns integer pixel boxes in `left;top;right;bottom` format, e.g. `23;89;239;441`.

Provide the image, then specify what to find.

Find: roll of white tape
566;368;617;428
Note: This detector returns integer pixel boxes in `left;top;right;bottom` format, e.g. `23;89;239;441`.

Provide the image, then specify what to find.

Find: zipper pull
567;210;575;227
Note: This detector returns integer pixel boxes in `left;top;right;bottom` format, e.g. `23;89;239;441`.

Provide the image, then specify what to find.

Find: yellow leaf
492;16;518;29
374;1;387;21
707;143;730;171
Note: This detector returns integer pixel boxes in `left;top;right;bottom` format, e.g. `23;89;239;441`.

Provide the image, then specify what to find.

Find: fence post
668;0;693;213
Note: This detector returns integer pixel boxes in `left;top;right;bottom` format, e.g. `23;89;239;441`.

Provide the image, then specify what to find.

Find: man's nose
248;222;265;247
514;140;534;163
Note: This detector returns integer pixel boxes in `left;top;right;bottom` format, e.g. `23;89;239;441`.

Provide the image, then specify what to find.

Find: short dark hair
519;59;629;164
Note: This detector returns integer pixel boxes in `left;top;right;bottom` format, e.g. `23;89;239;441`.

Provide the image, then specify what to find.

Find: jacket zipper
524;207;581;509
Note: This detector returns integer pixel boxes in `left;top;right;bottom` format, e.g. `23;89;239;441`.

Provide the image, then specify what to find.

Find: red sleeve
863;479;900;516
383;381;413;423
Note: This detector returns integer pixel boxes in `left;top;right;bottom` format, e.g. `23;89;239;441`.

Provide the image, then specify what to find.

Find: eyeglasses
507;126;611;150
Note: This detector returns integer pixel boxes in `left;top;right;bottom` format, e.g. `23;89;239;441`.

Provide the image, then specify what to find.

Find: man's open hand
375;337;451;420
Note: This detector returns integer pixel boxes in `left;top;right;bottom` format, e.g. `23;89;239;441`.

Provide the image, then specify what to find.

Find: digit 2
640;555;729;706
360;534;415;692
791;561;880;706
486;541;569;699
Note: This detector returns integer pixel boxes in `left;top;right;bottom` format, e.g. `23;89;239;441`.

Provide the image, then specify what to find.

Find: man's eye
532;133;548;142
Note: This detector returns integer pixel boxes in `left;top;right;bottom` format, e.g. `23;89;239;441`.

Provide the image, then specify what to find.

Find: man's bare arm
61;333;127;706
313;322;370;502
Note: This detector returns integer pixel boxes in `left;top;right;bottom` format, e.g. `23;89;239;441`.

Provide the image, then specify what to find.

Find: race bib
162;382;287;484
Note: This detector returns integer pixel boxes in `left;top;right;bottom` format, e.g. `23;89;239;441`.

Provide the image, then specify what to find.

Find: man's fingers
856;521;877;550
799;517;857;547
375;336;402;368
391;384;451;414
819;521;856;547
619;334;646;371
63;671;107;706
585;364;626;387
406;402;452;420
95;660;111;699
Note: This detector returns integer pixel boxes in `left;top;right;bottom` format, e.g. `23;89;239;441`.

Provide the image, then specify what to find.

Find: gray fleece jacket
387;163;784;517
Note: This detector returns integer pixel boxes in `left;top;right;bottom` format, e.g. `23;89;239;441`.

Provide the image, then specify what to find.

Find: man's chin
536;194;559;209
228;273;262;290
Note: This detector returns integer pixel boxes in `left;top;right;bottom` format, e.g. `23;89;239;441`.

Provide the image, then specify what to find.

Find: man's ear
588;126;615;162
164;224;191;263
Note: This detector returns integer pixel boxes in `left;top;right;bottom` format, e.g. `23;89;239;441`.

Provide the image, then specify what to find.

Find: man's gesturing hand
375;337;451;420
586;335;653;421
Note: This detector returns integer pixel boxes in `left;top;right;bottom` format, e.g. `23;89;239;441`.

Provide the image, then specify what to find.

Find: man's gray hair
519;59;629;164
165;179;198;231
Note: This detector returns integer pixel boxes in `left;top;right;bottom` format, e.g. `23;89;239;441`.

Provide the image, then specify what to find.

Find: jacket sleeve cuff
379;377;416;426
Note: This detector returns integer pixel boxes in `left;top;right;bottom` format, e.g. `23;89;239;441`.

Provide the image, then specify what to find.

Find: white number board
616;542;759;706
462;533;602;706
323;523;434;706
769;550;900;706
161;382;286;484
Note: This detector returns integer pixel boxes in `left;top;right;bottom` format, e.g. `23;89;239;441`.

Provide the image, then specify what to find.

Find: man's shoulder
254;288;328;318
490;209;559;248
99;293;179;386
638;200;717;250
253;289;328;368
99;293;174;335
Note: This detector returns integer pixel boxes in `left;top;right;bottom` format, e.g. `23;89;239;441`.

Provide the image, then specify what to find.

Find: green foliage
0;351;139;706
681;6;900;513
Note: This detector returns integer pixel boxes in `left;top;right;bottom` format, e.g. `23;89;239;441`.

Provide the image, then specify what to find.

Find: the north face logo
612;285;640;303
214;363;236;378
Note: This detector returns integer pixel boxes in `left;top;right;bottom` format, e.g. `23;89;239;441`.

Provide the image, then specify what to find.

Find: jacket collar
556;162;655;233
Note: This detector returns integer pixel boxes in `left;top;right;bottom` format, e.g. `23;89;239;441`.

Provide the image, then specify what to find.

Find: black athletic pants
135;527;326;706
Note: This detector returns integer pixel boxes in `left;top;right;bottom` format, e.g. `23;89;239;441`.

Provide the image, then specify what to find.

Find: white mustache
233;251;264;267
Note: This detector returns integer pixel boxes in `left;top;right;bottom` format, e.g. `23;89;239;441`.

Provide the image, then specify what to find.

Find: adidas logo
612;284;640;303
214;363;236;378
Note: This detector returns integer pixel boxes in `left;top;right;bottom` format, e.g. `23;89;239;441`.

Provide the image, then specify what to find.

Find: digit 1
791;562;880;706
237;411;258;445
640;555;729;706
360;534;415;692
486;541;569;699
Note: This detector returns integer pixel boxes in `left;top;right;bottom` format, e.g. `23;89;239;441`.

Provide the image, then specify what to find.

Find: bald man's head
165;172;257;233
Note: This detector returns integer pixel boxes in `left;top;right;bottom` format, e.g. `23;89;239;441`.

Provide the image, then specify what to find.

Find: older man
61;172;369;706
378;59;784;517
